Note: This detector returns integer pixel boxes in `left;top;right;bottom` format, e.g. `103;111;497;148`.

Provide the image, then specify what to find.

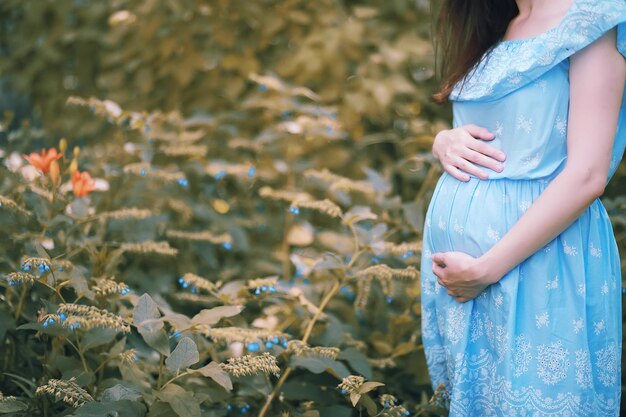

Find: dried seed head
5;271;37;286
201;327;289;345
177;273;221;293
337;376;365;395
92;277;131;296
120;241;178;256
286;340;340;359
36;377;94;407
99;208;153;221
290;199;343;218
0;196;32;216
166;229;231;244
221;352;280;378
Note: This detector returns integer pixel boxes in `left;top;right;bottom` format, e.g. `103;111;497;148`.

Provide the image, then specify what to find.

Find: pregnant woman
420;0;626;415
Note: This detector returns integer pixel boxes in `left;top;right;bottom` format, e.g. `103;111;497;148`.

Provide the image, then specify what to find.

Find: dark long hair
431;0;519;103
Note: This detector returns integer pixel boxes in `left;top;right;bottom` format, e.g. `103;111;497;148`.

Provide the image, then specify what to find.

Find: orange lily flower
71;170;96;197
22;148;63;174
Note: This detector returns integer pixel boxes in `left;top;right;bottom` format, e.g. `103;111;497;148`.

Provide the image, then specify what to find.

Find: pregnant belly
425;173;550;257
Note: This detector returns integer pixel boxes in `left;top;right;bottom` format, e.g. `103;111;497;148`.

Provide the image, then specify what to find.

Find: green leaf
359;394;379;416
338;347;373;380
155;384;200;417
81;328;118;351
358;381;384;394
68;400;146;417
189;362;232;391
290;356;351;378
100;384;142;402
134;294;169;356
134;294;161;324
165;337;199;374
190;305;244;327
0;399;28;413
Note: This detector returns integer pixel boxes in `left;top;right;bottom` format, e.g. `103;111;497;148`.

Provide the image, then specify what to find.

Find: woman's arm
433;28;626;302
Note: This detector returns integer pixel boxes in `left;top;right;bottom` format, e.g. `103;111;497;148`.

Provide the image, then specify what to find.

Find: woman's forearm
477;166;605;284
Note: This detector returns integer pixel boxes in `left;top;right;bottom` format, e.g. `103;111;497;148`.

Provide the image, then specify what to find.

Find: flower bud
49;160;60;186
69;158;78;175
73;146;80;158
59;138;67;154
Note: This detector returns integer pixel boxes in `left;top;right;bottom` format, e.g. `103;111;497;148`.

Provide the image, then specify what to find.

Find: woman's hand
432;124;507;181
431;251;498;303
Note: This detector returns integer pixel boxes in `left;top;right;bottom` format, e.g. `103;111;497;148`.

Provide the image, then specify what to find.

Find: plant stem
258;279;342;417
156;354;164;389
14;286;28;320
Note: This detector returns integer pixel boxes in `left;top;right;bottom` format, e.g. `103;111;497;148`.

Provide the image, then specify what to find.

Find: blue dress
420;0;626;415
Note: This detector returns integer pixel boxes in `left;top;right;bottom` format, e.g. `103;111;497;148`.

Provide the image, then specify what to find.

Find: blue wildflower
289;206;299;215
222;242;232;250
178;178;189;187
247;342;260;352
59;313;67;322
248;166;256;177
265;341;273;349
214;171;226;180
258;84;267;91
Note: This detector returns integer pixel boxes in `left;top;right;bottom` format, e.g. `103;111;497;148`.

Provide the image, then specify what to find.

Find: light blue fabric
421;0;626;415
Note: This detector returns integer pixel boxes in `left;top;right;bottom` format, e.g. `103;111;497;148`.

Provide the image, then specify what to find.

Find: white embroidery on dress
594;320;605;335
494;121;504;137
493;293;504;308
575;349;592;388
590;242;602;258
495;325;510;362
562;240;578;256
453;219;464;235
554;115;567;136
522;153;541;169
516;115;533;133
572;318;584;334
601;281;609;295
513;335;532;377
487;225;500;242
596;343;620;387
536;341;570;385
577;283;586;296
546;275;559;290
519;200;531;212
470;313;484;343
446;305;466;345
437;216;446;230
535;311;549;329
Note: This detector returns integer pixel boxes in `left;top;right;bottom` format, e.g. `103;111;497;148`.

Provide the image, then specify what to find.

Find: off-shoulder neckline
498;0;578;46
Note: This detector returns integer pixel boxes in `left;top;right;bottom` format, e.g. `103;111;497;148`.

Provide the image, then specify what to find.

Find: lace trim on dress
450;0;626;102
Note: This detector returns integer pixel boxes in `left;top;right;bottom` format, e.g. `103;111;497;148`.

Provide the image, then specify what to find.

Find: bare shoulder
570;27;623;66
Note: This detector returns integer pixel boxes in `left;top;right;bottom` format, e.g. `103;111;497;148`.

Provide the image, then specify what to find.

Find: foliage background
0;0;624;416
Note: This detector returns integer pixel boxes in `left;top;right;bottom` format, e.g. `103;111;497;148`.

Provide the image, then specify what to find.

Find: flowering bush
0;84;453;416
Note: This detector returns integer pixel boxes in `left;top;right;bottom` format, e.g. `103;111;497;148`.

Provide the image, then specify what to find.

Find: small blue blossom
254;288;261;295
247;342;260;352
39;264;46;274
214;171;226;180
59;313;67;322
341;389;347;395
272;336;280;344
8;280;15;286
258;84;267;91
248;166;256;177
191;287;197;294
178;277;185;285
178;178;189;187
401;251;415;260
23;264;30;272
386;296;393;304
182;282;189;289
405;411;410;416
289;206;299;215
140;168;147;176
226;404;233;411
120;287;130;295
261;285;267;292
281;340;288;348
222;242;232;250
265;341;273;349
268;286;276;293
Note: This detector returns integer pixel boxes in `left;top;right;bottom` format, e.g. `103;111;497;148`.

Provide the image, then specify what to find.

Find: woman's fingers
451;156;489;179
462;124;495;140
467;139;507;162
462;148;504;173
442;163;471;182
